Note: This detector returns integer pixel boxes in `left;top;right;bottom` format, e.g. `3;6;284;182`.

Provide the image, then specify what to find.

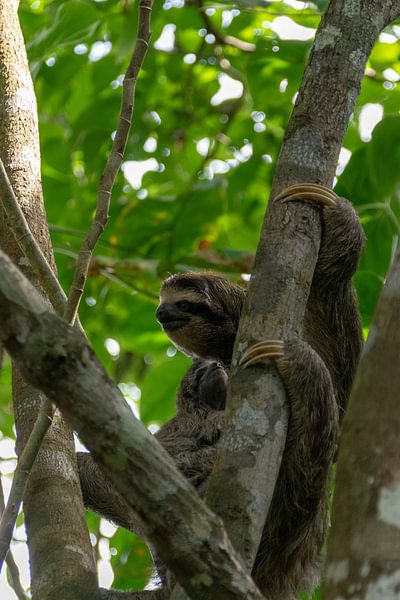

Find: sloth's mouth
161;318;188;331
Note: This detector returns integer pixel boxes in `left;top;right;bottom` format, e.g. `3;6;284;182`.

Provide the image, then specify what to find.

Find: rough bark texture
205;0;400;573
0;250;265;600
0;2;98;598
324;246;400;599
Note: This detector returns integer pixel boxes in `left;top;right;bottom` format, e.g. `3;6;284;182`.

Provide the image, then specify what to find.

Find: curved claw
239;339;284;369
274;183;338;208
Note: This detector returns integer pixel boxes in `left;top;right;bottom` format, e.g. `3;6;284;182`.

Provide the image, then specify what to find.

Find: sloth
80;183;364;600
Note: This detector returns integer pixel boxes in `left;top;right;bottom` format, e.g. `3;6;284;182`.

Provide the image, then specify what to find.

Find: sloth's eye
176;301;190;312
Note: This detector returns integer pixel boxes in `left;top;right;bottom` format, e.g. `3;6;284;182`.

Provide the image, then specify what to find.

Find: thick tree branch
324;244;400;598
0;2;98;597
65;0;153;325
205;0;399;574
0;249;264;600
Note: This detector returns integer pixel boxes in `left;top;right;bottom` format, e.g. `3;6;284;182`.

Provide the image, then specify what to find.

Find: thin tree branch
64;0;153;326
0;480;27;600
0;160;86;338
0;249;264;600
5;554;27;600
0;160;67;317
0;399;54;571
195;0;255;52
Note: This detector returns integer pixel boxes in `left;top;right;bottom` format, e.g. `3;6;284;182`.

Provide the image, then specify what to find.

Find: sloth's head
156;272;246;366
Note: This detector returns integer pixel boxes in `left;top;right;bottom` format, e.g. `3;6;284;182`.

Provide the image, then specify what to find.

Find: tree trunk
206;0;400;569
0;2;98;598
324;245;400;599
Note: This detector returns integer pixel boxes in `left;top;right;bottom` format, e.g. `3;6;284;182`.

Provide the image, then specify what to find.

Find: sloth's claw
239;339;284;369
274;183;338;208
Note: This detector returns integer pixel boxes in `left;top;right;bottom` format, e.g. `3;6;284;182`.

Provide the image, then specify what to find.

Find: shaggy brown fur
79;195;363;599
152;195;363;598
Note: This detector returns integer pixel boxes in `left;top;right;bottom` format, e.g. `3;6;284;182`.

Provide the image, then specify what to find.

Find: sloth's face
156;287;224;359
156;273;244;365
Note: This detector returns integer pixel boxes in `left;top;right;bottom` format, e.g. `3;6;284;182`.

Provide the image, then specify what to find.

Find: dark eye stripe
184;301;224;323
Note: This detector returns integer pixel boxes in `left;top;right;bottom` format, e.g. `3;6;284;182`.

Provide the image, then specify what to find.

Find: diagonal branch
65;0;153;326
0;248;264;600
0;399;53;571
0;480;27;600
0;160;67;317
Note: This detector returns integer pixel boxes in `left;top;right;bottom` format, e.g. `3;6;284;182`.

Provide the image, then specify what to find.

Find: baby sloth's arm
77;360;227;529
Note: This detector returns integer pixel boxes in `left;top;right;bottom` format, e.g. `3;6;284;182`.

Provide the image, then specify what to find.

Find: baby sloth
155;183;364;599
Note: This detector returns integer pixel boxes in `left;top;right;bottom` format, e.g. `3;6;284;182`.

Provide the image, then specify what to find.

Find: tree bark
206;0;400;573
324;244;400;599
0;249;265;600
0;2;98;598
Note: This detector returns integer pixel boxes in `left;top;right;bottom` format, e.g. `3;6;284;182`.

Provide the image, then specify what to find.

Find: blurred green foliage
0;0;399;595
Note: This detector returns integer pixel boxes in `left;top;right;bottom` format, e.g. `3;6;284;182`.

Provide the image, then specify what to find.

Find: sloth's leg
240;338;338;599
239;337;338;468
77;452;144;534
274;182;364;416
274;182;364;284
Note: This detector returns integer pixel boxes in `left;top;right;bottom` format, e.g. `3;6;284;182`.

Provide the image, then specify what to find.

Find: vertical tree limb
0;2;99;598
206;0;400;573
324;243;400;598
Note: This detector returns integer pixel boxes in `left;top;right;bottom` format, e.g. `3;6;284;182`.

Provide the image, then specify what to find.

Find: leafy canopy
0;0;399;593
